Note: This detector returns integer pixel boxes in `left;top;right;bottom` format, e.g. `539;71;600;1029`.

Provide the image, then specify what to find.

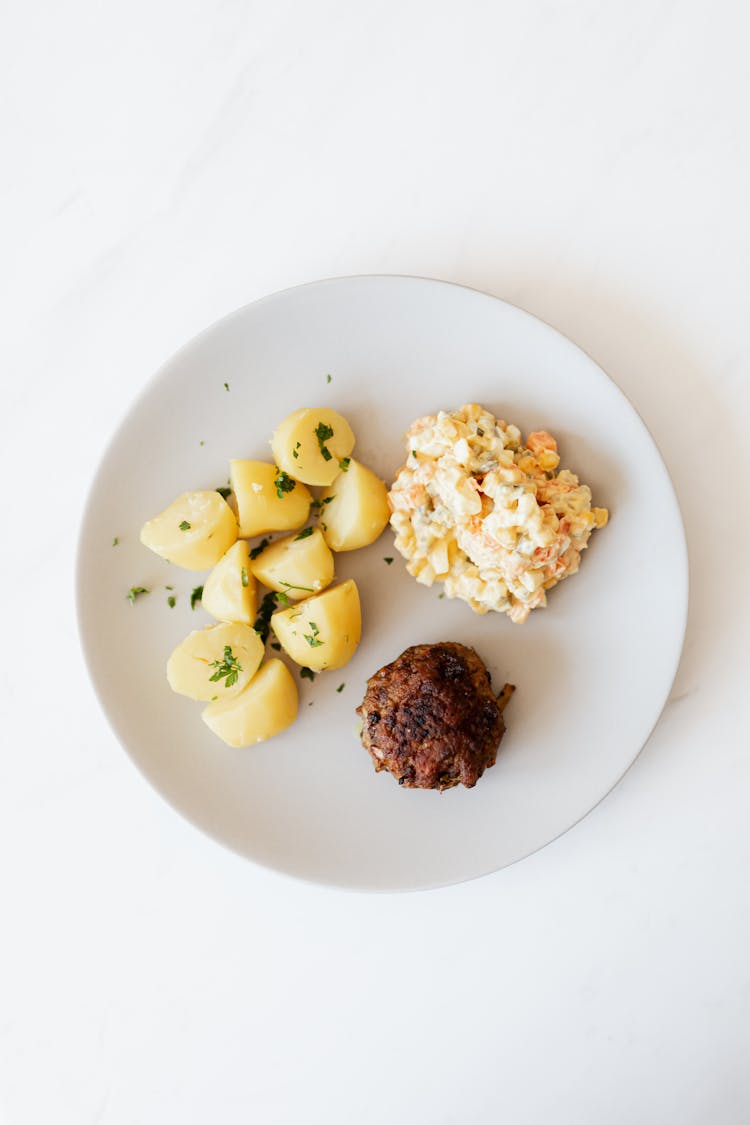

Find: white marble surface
2;1;749;1121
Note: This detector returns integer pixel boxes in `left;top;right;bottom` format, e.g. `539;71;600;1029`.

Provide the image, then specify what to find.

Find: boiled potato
230;460;311;537
202;659;299;747
140;491;237;570
271;579;361;671
271;408;355;487
319;459;390;551
249;527;334;600
166;622;264;702
202;540;257;625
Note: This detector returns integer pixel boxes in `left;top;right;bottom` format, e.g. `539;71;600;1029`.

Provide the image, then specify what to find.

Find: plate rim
75;274;690;892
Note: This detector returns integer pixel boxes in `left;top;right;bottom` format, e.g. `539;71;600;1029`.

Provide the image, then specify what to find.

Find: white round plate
77;276;687;891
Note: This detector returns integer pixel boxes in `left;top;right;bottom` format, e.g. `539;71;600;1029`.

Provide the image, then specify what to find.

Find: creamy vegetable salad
389;404;608;623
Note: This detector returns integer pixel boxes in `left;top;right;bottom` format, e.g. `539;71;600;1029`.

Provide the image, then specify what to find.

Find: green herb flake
280;580;314;593
165;585;174;590
167;595;176;608
294;526;313;541
274;470;297;500
300;667;316;682
190;585;204;611
249;537;271;560
310;496;335;511
384;557;394;565
179;520;191;531
209;645;243;689
112;537;119;547
339;457;351;472
411;449;418;459
241;567;249;588
127;586;149;605
326;374;332;384
314;421;334;462
304;622;323;648
276;591;290;606
216;486;231;500
211;695;218;701
254;591;279;643
292;441;301;460
224;382;229;392
438;592;445;599
199;440;205;446
336;683;345;693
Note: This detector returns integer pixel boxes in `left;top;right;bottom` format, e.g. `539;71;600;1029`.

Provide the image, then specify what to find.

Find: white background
2;1;749;1122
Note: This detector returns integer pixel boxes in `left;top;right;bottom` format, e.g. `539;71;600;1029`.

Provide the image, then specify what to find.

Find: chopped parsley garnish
326;374;332;384
167;595;176;608
199;440;205;446
241;567;249;588
276;591;290;605
179;520;191;531
294;526;313;541
216;486;231;500
300;667;316;682
209;645;242;689
249;537;271;560
292;441;301;460
384;557;394;565
411;449;418;459
274;470;297;500
310;496;334;511
127;586;149;605
438;592;445;599
339;457;351;472
165;585;174;590
314;421;334;462
224;382;229;392
304;622;323;648
280;580;314;593
336;683;345;693
112;537;119;546
254;591;279;643
190;585;203;610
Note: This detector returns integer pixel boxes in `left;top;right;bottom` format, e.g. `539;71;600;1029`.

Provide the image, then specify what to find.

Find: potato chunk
319;459;390;551
202;659;299;747
271;579;361;671
140;491;237;570
166;622;264;701
230;460;311;538
249;527;334;600
202;541;257;625
271;408;355;487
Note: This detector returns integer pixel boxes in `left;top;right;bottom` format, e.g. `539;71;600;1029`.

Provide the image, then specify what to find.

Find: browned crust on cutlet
356;642;514;791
